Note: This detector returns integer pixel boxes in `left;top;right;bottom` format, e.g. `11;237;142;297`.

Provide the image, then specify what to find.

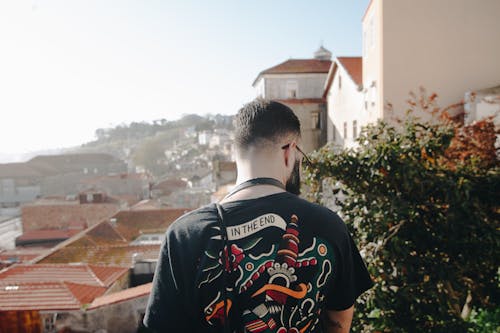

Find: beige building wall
364;0;500;121
362;0;384;122
280;102;325;153
259;73;329;100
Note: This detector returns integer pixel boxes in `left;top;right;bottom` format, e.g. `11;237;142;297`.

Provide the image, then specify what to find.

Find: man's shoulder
293;195;342;221
288;195;348;236
167;203;217;236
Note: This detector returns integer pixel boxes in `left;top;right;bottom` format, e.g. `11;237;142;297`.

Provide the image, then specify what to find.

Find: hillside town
1;0;499;332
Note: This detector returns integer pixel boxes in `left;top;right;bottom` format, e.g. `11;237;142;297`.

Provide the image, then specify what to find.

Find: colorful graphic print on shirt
197;213;334;333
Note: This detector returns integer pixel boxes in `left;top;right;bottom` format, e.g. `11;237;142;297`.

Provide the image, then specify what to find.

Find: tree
304;97;499;332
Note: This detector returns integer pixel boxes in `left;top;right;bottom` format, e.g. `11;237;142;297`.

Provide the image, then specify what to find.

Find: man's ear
283;142;296;168
283;146;290;167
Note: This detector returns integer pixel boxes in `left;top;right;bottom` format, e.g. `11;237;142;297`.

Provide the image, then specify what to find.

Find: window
311;111;320;129
286;80;298;99
353;120;358;139
371;85;376;106
369;16;375;49
343;122;348;139
43;314;56;333
338;75;342;90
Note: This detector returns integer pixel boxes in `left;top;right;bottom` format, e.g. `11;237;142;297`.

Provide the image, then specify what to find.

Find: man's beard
285;159;301;195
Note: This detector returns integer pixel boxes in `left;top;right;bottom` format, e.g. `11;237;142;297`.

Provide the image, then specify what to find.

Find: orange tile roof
0;282;106;311
112;209;189;241
253;59;331;86
323;57;363;98
0;264;128;287
39;244;161;266
0;163;43;178
16;229;81;243
88;283;152;310
33;208;188;265
0;248;50;263
338;57;363;86
261;59;331;74
21;201;120;232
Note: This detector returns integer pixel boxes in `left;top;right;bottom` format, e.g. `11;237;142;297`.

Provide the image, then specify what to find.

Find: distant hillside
84;114;233;146
72;114;234;175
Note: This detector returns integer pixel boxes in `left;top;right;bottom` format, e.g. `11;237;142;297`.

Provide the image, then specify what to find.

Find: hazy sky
0;0;369;159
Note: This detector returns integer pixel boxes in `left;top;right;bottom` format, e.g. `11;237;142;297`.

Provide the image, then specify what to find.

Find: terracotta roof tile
0;163;43;178
337;57;362;86
88;265;130;286
21;202;119;232
39;244;161;266
33;208;188;265
0;282;106;311
0;248;50;263
16;229;81;243
65;281;107;304
323;57;363;98
88;283;152;309
112;209;189;241
253;59;331;86
0;264;128;287
261;59;331;75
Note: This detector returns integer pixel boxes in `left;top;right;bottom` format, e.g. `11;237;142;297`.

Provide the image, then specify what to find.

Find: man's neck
222;158;287;204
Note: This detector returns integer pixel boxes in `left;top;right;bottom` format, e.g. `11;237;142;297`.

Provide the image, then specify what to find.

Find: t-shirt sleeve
143;228;192;332
325;222;373;311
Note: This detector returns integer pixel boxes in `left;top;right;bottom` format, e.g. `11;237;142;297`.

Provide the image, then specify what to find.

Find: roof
338;57;362;86
274;98;326;105
0;153;124;179
0;263;128;287
323;57;363;98
88;283;152;310
0;282;106;311
40;244;162;266
112;209;189;241
152;178;188;195
35;208;188;265
0;163;43;179
217;161;237;172
0;248;50;264
16;229;81;243
28;153;119;165
131;199;164;210
21;200;119;232
253;59;332;86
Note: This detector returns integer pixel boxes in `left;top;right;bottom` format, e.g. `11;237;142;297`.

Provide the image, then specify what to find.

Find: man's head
234;99;304;195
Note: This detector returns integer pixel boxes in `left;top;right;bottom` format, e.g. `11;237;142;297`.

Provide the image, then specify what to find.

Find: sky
0;0;369;161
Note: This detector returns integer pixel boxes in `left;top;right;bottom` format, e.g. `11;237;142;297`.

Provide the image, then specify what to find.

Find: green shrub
304;104;499;332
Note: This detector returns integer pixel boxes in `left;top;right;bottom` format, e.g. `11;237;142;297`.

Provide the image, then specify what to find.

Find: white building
0;217;22;250
464;85;500;127
324;57;363;149
253;46;332;153
362;0;500;122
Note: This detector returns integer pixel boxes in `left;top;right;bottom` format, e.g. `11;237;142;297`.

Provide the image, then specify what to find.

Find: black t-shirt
144;192;373;333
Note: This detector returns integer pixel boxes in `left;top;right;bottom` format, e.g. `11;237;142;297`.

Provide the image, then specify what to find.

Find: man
144;99;373;332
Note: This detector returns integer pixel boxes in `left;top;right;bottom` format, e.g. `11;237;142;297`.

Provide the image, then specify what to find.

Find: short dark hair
234;99;301;151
